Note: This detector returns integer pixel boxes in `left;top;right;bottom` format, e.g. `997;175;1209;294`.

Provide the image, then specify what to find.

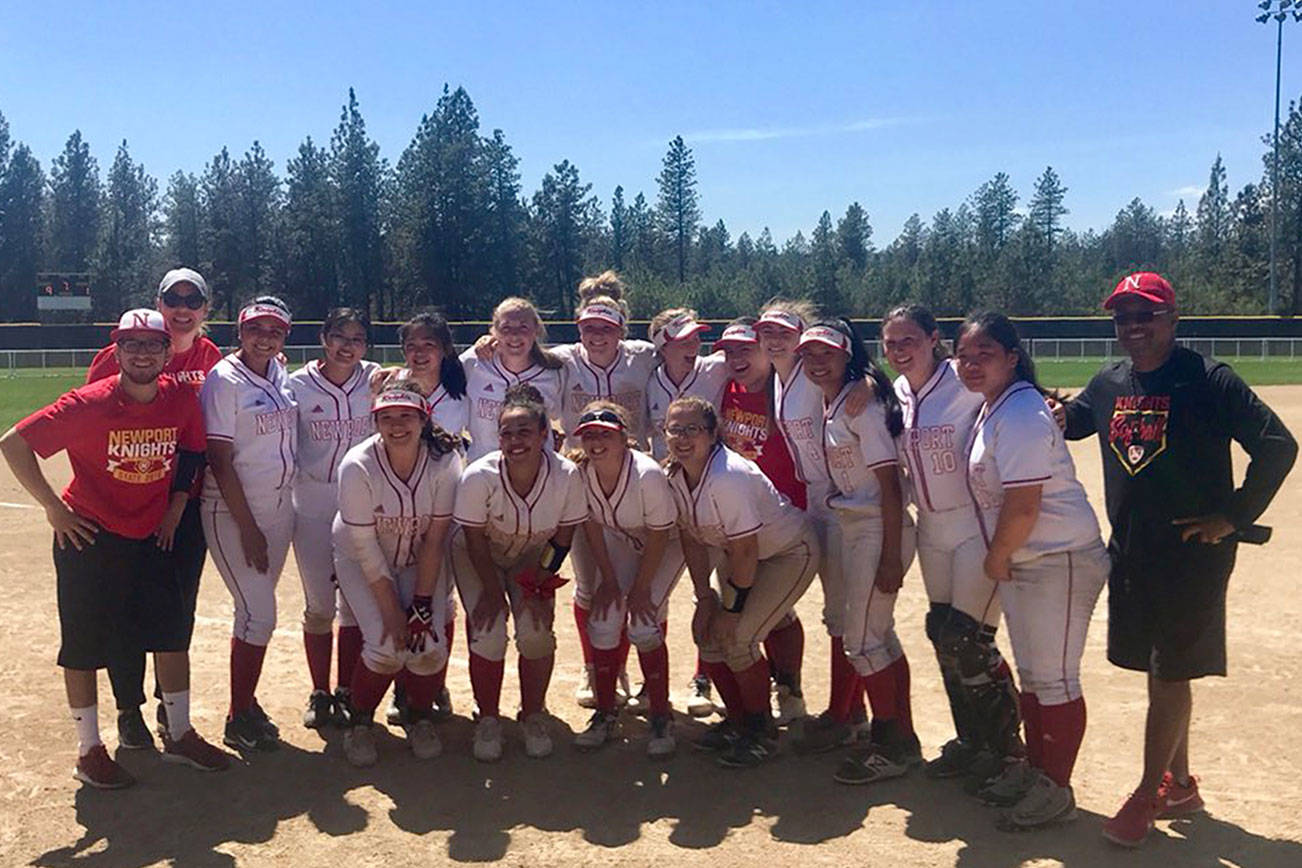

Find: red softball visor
238;302;292;329
714;323;759;347
371;390;430;416
757;309;805;333
796;325;852;354
651;313;710;350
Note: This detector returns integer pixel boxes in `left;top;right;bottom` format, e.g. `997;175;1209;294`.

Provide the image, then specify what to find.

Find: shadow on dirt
30;713;1302;867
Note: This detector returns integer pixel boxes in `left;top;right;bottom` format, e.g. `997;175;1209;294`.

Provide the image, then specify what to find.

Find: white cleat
523;713;554;758
473;716;503;763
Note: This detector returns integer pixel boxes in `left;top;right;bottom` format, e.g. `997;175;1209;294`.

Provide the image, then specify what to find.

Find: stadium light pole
1258;1;1301;314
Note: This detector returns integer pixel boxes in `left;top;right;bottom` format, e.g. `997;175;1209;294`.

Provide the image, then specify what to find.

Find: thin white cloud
681;117;922;144
1167;184;1203;199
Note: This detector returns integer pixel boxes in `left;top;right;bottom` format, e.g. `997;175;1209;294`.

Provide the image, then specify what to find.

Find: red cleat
1156;772;1205;819
1102;790;1159;848
73;744;136;789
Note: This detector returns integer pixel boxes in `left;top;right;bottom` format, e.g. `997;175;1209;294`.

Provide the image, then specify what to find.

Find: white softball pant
1000;541;1108;705
835;511;918;676
292;484;356;631
449;537;553;662
582;529;685;652
202;496;295;646
917;504;1001;628
333;556;449;676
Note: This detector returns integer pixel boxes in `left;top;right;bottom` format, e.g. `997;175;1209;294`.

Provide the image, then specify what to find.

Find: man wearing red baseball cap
0;309;230;789
1058;273;1296;846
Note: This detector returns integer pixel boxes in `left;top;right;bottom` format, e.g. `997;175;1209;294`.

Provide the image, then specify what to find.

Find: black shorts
54;527;189;670
1106;541;1236;680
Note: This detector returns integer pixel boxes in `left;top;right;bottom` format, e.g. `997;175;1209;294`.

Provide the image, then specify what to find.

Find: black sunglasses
578;409;624;428
160;289;206;310
1112;309;1171;327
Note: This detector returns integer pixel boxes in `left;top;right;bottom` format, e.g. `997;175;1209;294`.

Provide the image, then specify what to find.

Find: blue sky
0;0;1297;244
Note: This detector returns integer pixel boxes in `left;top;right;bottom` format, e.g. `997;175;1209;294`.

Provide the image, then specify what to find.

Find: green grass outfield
3;358;1302;430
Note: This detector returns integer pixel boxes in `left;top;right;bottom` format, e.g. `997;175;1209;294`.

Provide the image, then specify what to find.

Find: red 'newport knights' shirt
16;376;206;540
720;379;807;509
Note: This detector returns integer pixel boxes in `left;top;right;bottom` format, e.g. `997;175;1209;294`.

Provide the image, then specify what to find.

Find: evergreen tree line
2;84;1301;325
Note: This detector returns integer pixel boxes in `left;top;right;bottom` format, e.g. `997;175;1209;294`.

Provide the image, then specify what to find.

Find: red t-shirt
17;376;206;540
720;380;807;510
86;336;223;390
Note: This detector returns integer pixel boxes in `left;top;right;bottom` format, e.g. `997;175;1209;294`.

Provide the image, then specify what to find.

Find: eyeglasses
159;289;206;310
118;338;169;354
578;409;624;428
1113;309;1171;326
664;423;707;438
326;332;368;347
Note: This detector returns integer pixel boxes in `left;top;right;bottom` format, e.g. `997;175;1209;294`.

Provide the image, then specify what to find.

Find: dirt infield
2;388;1301;867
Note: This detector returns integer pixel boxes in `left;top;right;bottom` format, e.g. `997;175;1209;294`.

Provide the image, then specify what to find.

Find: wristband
723;579;751;613
539;540;571;573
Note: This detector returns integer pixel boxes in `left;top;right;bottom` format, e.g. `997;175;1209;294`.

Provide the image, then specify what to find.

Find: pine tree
235;141;281;303
529;160;599;315
836;201;871;271
1168;199;1191;254
971;172;1020;258
1195;155;1230;268
811;210;838;305
1028;166;1069;249
627;192;655;269
483;128;525;296
163;171;202;268
609;186;628;270
0;144;44;320
284;137;338;317
96;141;159;315
330;89;385;314
200;147;241;317
655;136;700;282
48;131;101;273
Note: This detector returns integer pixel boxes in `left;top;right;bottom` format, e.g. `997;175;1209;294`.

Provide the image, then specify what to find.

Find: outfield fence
3;337;1302;376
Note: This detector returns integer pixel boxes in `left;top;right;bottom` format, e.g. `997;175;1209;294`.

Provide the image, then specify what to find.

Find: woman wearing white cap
795;319;920;785
199;295;298;752
333;383;461;767
568;400;683;756
83;268;222;750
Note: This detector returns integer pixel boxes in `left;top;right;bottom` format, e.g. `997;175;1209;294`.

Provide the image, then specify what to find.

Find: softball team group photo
2;266;1295;852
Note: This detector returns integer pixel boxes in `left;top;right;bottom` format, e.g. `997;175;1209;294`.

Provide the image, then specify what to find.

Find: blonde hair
565;399;636;466
492;297;563;371
761;296;819;329
577;270;628;306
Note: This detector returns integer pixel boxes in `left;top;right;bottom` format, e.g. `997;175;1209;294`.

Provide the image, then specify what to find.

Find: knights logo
1108;395;1170;476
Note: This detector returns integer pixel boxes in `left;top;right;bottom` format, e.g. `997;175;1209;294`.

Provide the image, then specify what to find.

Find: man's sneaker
647;714;676;758
249;701;279;739
386;684;409;727
224;710;279;752
978;759;1039;806
773;684;806;726
162;728;232;772
693;720;740;752
998;772;1077;831
473;716;503;763
303;689;335;730
344;724;378;768
1102;790;1159;847
574;711;617;751
686;675;716;718
925;738;979;779
575;665;597;710
523;713;554;758
405;717;442;759
333;687;354;727
717;731;771;768
625;682;650;716
432;686;454;722
1157;772;1204;818
793;712;851;755
117;709;155;751
834;746;911;785
73;745;135;789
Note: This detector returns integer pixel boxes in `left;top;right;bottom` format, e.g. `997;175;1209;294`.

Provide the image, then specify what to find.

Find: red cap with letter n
1103;272;1175;310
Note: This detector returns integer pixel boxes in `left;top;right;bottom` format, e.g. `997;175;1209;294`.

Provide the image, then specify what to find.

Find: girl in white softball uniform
200;296;298;752
287;308;379;730
645;308;729;462
333;384;461;767
569;401;684;757
451;384;588;762
956;311;1108;832
883;303;1025;783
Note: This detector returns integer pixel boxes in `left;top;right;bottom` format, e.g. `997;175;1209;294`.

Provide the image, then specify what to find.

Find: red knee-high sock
392;667;409;697
404;670;438;714
862;666;899;722
704;660;744;721
828;636;859;722
469;652;504;719
229;638;267;717
734;659;773;716
1037;696;1086;787
891;655;915;737
763;617;804;686
574;600;595;667
615;628;631;676
518;654;554;717
638;643;671;716
592;645;621;713
1020;691;1044;769
349;663;394;718
336;626;362;691
695;651;708;680
304;631;332;692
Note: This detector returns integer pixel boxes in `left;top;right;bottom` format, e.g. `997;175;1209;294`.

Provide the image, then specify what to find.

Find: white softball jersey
459;349;564;463
646;353;730;460
200;353;298;512
895;360;985;514
667;443;808;559
453;449;588;566
427;383;470;439
965;382;1102;563
581;448;678;552
554;340;658;448
821;384;901;515
333;434;462;579
776;360;830;487
289;360;380;506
